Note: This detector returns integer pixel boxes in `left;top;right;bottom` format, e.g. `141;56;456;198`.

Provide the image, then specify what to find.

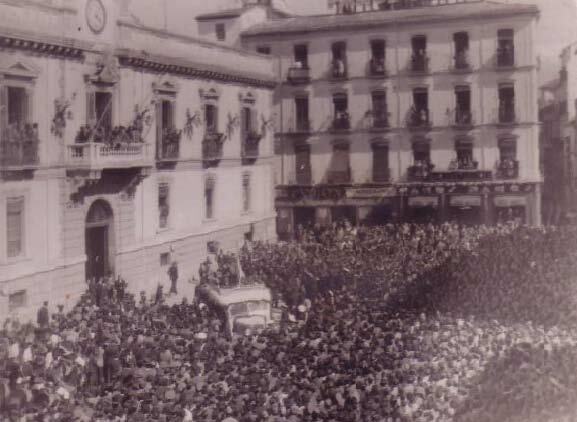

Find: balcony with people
369;39;387;77
331;93;351;132
496;157;519;179
452;32;471;71
287;44;311;84
202;103;225;166
331;42;348;80
67;123;151;171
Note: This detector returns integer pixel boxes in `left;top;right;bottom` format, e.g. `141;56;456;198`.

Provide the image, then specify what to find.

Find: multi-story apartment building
241;0;542;237
0;0;277;321
540;43;577;224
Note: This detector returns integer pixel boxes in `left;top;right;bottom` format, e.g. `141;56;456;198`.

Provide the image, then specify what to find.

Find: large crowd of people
2;221;577;421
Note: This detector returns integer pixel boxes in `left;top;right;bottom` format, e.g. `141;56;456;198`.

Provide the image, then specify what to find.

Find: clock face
86;0;107;34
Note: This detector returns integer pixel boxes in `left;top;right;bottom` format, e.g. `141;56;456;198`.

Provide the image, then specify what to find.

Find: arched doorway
85;200;114;281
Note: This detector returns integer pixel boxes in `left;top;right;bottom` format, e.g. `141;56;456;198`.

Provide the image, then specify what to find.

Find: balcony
453;51;471;71
408;161;434;181
407;109;431;130
370;111;389;130
327;169;351;184
0;123;39;169
287;66;311;84
158;127;181;161
242;130;263;162
373;167;390;183
429;161;492;181
496;159;519;179
331;113;351;131
496;48;515;68
369;58;387;77
202;131;226;165
67;125;151;171
296;169;312;185
498;107;516;125
410;54;429;73
331;60;347;80
453;109;473;128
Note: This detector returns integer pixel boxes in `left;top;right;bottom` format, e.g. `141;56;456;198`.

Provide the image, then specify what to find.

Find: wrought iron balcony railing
327;169;351;184
371;111;389;129
331;61;348;79
369;58;387;77
408;161;434;181
287;66;311;84
498;107;516;124
242;130;262;160
411;54;429;72
407;109;431;129
0;123;39;168
453;51;471;70
158;127;181;161
373;167;390;183
454;109;473;127
496;159;519;179
332;114;351;131
496;48;515;67
202;131;226;162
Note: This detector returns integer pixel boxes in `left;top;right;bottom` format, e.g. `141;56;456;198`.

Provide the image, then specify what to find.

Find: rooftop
242;1;539;38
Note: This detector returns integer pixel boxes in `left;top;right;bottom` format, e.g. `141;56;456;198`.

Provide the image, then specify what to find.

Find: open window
409;87;429;127
372;141;389;182
454;137;476;170
295;143;312;185
328;142;350;184
332;93;350;130
294;44;309;68
497;137;518;178
371;90;388;128
497;29;515;67
498;83;515;124
411;35;428;72
370;40;386;75
455;85;471;125
331;42;347;78
295;96;310;131
453;32;470;69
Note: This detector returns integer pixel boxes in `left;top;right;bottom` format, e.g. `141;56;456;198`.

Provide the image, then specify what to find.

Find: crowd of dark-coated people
2;221;577;421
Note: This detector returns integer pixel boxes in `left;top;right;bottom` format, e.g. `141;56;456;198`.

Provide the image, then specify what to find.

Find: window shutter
6;197;24;258
23;89;32;124
0;86;8;144
86;91;96;126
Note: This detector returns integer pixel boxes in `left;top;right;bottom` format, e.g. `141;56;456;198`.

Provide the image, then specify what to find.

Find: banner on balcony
408;196;438;208
494;195;527;208
449;195;481;208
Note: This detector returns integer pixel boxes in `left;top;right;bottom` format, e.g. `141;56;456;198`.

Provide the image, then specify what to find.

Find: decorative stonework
0;35;84;59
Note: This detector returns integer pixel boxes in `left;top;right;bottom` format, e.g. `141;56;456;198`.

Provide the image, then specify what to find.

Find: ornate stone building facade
241;0;542;237
0;0;277;320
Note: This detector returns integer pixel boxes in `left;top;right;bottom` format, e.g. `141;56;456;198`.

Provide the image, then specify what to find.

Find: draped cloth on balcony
408;196;439;208
494;196;527;208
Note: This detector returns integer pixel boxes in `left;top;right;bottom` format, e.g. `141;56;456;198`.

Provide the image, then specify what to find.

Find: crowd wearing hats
2;222;577;421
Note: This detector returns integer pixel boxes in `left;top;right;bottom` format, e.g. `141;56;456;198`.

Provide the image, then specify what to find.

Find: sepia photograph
1;0;577;420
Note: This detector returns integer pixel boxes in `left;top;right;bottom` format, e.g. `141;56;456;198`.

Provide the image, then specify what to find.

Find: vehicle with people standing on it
194;283;273;337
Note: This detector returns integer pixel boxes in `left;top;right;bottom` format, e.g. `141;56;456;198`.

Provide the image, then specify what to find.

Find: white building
0;0;277;321
240;0;542;235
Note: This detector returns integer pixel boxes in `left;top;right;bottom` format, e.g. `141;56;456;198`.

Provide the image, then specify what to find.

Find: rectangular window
242;174;251;213
331;42;347;77
329;143;350;183
256;46;271;55
7;87;29;125
413;141;430;163
371;39;385;60
455;138;474;168
497;29;514;67
242;107;254;134
205;178;215;219
295;97;309;131
498;84;515;123
372;91;388;127
160;252;170;266
205;104;218;133
8;290;26;312
499;138;517;161
161;100;174;130
453;32;469;69
6;196;24;258
295;144;312;185
372;144;389;182
411;88;429;126
411;35;428;72
216;23;226;41
455;86;471;125
333;94;349;129
95;91;112;132
294;44;308;68
158;183;169;229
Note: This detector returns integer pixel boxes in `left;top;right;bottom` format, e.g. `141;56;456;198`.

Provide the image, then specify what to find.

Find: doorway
85;200;114;281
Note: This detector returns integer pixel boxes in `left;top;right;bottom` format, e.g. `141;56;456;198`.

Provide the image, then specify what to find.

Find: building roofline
117;19;272;60
241;1;539;38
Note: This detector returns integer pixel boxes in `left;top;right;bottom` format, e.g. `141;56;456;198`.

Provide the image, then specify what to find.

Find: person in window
334;58;345;77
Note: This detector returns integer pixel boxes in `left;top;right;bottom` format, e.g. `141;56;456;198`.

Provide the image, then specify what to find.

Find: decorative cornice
0;34;84;60
116;50;277;90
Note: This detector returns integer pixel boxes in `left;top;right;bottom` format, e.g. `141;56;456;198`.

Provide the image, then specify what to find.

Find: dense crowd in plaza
2;221;577;421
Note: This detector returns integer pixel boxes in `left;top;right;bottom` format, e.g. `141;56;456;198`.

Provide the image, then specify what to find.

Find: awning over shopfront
450;195;482;208
494;195;527;208
408;196;439;208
